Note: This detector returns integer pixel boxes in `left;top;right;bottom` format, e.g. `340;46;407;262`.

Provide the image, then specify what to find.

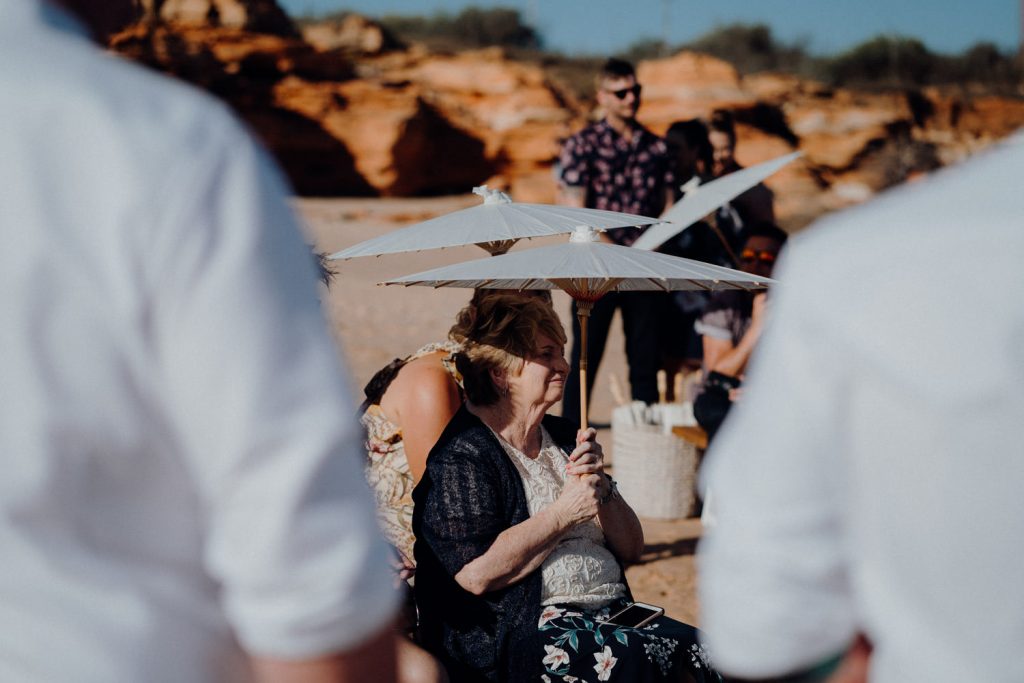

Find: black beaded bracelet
600;475;619;505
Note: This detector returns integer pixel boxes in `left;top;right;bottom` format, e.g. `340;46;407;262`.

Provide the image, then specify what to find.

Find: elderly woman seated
413;295;719;682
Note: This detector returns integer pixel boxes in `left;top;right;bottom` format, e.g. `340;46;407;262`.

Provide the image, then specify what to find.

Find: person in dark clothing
663;117;741;269
693;223;787;441
413;295;719;683
558;58;676;423
658;119;721;391
708;109;776;257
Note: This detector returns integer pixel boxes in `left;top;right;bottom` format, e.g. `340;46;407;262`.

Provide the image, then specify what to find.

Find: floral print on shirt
559;120;675;246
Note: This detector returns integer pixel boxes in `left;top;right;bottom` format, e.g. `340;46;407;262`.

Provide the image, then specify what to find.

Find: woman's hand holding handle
554;471;602;527
566;428;604;477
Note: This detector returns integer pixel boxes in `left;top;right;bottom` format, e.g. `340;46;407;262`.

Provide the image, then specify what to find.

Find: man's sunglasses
605;84;642;100
740;249;777;265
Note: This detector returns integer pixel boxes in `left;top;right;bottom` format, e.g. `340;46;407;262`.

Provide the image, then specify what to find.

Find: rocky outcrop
111;23;497;195
637;52;752;127
111;23;570;198
301;14;404;55
274;76;495;195
381;48;582;200
109;10;1024;227
140;0;296;36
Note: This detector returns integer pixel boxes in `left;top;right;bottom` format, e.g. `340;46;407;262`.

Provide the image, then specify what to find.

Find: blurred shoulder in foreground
699;131;1024;682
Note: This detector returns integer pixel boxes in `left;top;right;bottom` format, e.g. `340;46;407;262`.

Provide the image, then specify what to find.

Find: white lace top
492;426;627;608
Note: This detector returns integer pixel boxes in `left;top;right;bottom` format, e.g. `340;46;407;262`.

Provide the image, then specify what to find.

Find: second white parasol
632;151;803;252
385;225;773;430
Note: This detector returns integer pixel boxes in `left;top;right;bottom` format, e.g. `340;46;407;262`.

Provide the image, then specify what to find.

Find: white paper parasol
385;226;773;429
632;151;803;251
329;185;664;259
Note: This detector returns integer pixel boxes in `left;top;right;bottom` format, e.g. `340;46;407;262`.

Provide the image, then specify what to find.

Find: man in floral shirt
558;58;676;423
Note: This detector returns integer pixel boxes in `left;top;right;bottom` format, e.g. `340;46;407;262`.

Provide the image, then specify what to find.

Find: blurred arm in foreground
0;1;397;680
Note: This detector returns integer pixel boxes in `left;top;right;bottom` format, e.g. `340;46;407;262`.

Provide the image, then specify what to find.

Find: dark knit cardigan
412;406;630;683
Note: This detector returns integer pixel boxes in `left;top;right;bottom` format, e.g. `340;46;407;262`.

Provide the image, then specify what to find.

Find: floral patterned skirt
537;602;720;682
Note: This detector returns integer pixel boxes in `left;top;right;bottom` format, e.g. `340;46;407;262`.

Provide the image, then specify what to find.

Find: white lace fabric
493;426;626;608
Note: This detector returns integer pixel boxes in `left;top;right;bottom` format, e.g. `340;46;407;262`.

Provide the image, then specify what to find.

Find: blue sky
281;0;1021;56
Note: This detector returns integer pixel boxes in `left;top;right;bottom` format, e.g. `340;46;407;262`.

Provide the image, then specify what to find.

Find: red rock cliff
110;10;1024;229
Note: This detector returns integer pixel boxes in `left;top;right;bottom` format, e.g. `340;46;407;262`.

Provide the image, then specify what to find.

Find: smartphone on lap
603;601;664;628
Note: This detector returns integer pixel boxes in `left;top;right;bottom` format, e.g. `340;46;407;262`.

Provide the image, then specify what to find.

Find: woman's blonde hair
450;293;566;406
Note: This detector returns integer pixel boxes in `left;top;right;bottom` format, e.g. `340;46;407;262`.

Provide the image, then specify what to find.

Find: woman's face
709;130;735;177
506;334;569;409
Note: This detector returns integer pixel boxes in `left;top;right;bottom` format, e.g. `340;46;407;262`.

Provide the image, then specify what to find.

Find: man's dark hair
599;58;636;82
746;221;788;246
709;108;737;145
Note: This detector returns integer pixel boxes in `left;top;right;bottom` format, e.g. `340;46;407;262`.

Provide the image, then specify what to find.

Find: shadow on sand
635;537;699;565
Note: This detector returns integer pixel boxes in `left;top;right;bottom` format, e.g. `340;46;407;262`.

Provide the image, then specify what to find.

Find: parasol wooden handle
576;300;595;431
579;314;589;430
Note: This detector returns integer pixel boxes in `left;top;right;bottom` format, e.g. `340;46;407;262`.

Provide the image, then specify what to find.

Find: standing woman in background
657;119;720;395
708;109;776;253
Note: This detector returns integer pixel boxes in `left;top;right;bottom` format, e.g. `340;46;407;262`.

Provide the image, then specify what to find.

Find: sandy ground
299;195;703;625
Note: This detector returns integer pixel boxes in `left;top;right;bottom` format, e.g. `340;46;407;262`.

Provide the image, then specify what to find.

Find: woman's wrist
550;497;582;530
599;475;620;506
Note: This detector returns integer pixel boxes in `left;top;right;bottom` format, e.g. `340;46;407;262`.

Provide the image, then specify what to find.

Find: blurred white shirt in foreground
0;2;397;681
699;131;1024;682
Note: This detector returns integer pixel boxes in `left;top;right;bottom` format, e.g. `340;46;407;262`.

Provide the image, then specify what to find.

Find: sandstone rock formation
109;7;1024;229
301;14;403;55
637;52;752;127
140;0;296;36
380;48;583;200
111;23;497;196
274;75;495;195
